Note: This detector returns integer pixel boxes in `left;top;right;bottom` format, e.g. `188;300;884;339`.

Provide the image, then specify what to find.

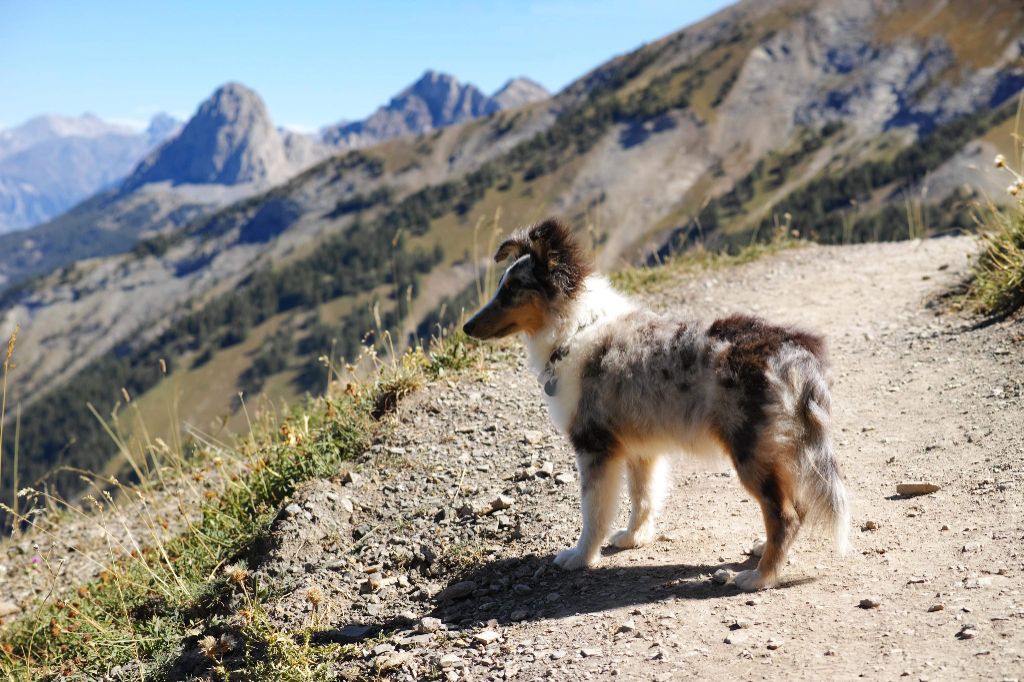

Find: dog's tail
780;351;851;555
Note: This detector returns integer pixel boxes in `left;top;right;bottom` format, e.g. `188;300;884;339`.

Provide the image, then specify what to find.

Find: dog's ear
527;218;592;296
494;231;530;263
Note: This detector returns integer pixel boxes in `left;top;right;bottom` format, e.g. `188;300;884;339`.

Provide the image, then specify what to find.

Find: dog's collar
540;344;569;396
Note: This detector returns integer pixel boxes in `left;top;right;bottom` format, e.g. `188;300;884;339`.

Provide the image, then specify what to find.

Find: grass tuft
968;109;1024;318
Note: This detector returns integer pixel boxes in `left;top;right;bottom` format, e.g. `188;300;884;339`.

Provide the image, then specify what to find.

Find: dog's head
463;218;592;340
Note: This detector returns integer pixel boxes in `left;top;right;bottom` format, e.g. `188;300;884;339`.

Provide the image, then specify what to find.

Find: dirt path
233;236;1023;681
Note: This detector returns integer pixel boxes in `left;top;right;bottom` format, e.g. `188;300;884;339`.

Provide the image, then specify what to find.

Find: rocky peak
321;70;547;149
122;82;289;191
489;77;550;111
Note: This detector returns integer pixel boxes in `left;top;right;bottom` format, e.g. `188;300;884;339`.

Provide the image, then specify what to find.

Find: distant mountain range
321;71;548;148
0;113;180;232
0;72;549;237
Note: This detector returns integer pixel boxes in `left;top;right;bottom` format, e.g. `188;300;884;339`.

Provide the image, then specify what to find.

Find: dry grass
967;105;1024;318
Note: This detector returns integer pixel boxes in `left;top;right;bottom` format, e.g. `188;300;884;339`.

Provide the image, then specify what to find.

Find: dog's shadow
424;549;814;628
309;551;817;645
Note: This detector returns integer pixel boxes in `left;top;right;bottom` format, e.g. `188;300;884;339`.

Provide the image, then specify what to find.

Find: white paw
610;526;655;549
749;537;767;557
734;569;774;592
553;547;593;570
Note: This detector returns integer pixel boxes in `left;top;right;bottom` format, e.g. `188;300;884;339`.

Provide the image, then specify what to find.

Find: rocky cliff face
123;83;296;191
321;71;549;148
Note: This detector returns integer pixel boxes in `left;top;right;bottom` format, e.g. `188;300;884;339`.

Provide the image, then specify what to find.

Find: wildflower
995;153;1007;168
224;564;249;586
1010;184;1020;198
198;635;219;659
306;585;323;608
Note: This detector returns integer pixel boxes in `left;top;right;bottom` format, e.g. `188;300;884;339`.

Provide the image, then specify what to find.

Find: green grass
610;228;804;294
969;200;1024;318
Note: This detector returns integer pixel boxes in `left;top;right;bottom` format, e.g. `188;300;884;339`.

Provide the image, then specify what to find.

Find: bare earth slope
236;237;1024;680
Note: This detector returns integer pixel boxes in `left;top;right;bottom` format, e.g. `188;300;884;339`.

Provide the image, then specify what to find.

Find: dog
462;218;850;591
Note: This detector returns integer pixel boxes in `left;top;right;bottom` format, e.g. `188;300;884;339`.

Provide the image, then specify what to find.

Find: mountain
489;77;550;111
0;113;180;233
122;83;302;191
0;84;325;291
321;70;549;148
1;0;1022;516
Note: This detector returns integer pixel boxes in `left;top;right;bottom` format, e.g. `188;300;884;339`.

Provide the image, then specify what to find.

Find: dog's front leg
554;451;623;570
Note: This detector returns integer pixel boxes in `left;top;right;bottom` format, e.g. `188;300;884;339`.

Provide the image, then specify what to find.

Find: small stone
474;629;500;645
896;482;940;497
0;601;20;617
490;495;513;512
342;471;362;486
436;580;477;602
372;642;396;655
766;638;784;650
956;625;977;640
283;503;304;518
861;520;879;531
550;650;567;660
537;461;555;478
712;569;732;585
418;617;442;633
859;597;882;609
438;653;461;668
964;576;993;589
554;472;574;485
396;634;432;646
928;604;944;612
375;651;411;670
581;647;603;657
523;430;544;445
730;618;753;630
510;608;529;621
617;619;636;634
724;632;747;645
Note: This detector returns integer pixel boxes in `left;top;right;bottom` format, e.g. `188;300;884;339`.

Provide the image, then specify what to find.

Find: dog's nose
462;321;474;336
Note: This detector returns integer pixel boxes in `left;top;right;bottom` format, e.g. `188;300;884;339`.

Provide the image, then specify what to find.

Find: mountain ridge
321;70;550;148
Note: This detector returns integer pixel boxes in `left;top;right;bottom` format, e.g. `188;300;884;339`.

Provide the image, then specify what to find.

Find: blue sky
0;0;732;132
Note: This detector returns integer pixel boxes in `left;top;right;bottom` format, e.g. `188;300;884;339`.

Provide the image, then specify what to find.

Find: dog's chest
539;350;584;435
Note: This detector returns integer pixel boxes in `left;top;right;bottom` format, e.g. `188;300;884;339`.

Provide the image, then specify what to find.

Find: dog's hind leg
734;461;801;591
554;450;624;570
610;455;669;549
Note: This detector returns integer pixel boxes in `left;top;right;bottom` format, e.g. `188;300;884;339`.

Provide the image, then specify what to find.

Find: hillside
1;0;1023;522
2;237;1022;679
